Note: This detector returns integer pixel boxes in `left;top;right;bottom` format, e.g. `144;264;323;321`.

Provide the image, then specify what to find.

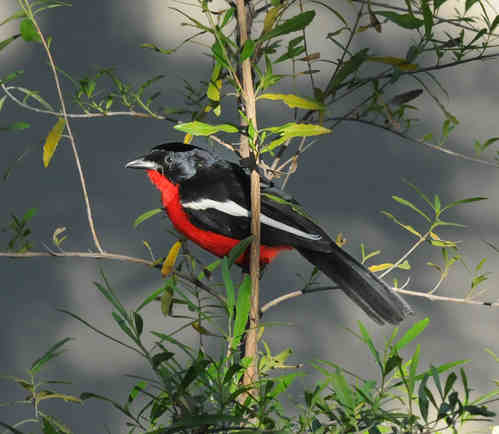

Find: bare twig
0;250;225;304
326;117;499;168
28;12;104;253
1;85;175;121
380;232;430;279
209;135;238;154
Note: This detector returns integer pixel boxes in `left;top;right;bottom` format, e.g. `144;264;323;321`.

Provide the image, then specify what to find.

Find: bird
126;142;413;325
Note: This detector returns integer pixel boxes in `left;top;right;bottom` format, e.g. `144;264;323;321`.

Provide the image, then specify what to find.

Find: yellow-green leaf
174;121;238;136
43;118;66;168
161;286;174;316
192;320;217;336
207;78;222;102
259;93;325;110
52;227;67;248
368;56;418;71
369;263;393;272
36;391;82;404
263;7;280;34
262;122;331;152
161;241;182;277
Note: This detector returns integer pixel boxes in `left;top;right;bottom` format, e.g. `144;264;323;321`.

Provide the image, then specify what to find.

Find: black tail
297;245;413;325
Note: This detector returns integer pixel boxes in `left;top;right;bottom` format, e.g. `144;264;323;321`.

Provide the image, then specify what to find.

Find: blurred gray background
1;0;499;432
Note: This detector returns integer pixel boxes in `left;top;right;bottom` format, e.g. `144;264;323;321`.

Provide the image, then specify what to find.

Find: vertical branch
26;4;104;254
235;0;261;387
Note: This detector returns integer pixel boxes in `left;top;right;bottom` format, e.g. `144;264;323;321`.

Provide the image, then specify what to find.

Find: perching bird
126;142;413;324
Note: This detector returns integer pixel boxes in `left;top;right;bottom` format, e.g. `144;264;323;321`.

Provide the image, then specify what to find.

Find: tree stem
235;0;260;388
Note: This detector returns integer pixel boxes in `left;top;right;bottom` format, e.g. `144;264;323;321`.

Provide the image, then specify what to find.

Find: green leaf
326;48;368;94
384;353;402;377
490;15;499;33
421;0;433;37
376;11;424;29
159;415;245;433
94;273;128;320
258;10;315;43
133;208;162;228
174;121;238;136
233;275;251;348
240;39;255;62
180;359;210;391
221;7;235;27
418;374;430;422
0;34;21;51
408;344;420;396
441;196;487;213
222;257;235;320
151;351;175;368
358;321;382;372
227;236;253;267
133;312;143;337
392;195;431;222
20;18;40;42
368;56;418;71
259;93;325;110
262;122;331;152
112;311;135;340
394;317;429;351
31;337;73;374
136;278;173;312
434;0;448;10
0;121;30;131
0;9;26;27
0;421;24;434
465;0;480;12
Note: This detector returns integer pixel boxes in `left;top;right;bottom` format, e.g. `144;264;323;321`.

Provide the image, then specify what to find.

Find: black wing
179;161;333;252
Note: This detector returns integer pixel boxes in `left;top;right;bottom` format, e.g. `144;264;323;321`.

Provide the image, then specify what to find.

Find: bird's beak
125;157;160;170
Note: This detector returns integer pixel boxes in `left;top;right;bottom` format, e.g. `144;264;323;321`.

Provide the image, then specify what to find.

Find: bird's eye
164;154;173;164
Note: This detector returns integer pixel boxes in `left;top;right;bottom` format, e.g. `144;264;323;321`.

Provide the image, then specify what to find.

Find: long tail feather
297;245;413;325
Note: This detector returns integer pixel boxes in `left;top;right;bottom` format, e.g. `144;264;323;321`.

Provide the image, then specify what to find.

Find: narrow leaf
258;11;315;43
0;34;21;51
465;0;480;12
376;11;424;29
222;257;235;319
227;236;253;267
392;195;431;222
240;39;255;62
233;275;251;348
441;196;487;212
259;93;325;110
368;56;418;71
161;241;182;277
394;317;429;351
133;208;162;228
31;337;73;374
43;118;66;168
174;121;238;136
326;48;368;94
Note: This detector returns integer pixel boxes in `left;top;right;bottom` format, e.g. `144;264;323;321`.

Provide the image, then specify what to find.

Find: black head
126;142;217;183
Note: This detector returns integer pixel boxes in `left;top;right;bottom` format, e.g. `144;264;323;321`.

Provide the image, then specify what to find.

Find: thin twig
209;135;238;153
1;85;176;121
380;232;430;279
28;13;104;253
326;117;499;168
0;249;225;303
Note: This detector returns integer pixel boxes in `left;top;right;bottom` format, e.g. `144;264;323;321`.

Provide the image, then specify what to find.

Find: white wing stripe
182;198;322;241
